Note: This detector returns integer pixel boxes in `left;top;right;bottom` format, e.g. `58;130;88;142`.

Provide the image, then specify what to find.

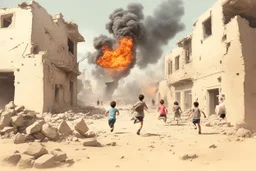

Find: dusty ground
0;105;256;171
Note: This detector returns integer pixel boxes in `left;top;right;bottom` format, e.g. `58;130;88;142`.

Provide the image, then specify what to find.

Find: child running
188;102;206;134
173;102;182;125
132;94;148;135
105;101;120;132
158;99;168;122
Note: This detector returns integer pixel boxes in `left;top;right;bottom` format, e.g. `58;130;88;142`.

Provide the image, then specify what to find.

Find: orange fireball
96;37;134;72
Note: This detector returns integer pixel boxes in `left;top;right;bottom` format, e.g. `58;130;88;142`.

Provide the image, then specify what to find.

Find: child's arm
116;110;120;116
200;109;206;118
165;108;168;114
144;103;148;110
105;111;109;117
179;108;183;114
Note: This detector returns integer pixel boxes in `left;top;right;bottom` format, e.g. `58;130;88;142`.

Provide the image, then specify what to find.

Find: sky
0;0;217;83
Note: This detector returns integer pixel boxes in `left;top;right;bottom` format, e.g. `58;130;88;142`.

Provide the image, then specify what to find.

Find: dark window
185;39;192;64
1;14;13;28
68;38;75;55
175;56;180;70
55;85;59;102
203;17;212;38
168;61;172;75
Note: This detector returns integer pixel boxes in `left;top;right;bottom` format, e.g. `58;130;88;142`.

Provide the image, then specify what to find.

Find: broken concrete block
84;131;96;138
26;121;45;135
33;132;45;140
58;120;72;136
24;143;48;159
5;101;16;110
15;105;25;113
72;130;85;138
41;123;58;140
0;111;12;129
25;134;35;142
83;138;101;147
51;149;67;162
34;154;55;169
11;115;24;127
74;119;89;135
3;153;21;166
0;127;17;135
17;154;34;169
14;133;26;144
235;128;251;138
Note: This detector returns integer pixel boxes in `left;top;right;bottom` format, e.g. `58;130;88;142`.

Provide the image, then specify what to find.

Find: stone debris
11;115;24;127
58;120;72;136
51;149;67;162
5;101;16;110
26;121;45;135
83;138;102;147
24;143;48;159
181;153;198;160
0;101;102;143
14;133;26;144
3;153;21;166
41;123;58;140
209;144;217;149
75;119;89;135
2;143;72;169
235;128;251;138
17;154;34;169
34;154;55;169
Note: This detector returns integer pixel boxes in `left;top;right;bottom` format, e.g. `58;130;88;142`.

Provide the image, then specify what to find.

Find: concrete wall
0;6;44;112
160;0;255;129
0;2;84;113
238;17;256;131
29;2;82;113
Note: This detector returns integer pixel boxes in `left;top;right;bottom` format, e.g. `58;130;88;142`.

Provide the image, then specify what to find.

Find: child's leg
198;123;201;134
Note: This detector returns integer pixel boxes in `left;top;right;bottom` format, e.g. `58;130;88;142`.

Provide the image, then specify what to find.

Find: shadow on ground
141;133;161;137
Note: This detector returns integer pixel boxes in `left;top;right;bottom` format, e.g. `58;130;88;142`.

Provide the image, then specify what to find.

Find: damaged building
157;0;256;130
0;2;84;113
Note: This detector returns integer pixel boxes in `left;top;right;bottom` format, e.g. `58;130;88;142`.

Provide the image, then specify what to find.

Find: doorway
0;72;15;109
175;92;181;105
184;90;192;110
208;88;219;115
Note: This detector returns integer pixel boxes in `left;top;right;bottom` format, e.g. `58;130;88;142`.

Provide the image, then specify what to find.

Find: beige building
157;0;256;130
0;2;84;113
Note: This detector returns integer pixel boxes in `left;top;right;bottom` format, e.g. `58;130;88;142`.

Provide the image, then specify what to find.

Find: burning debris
88;0;185;98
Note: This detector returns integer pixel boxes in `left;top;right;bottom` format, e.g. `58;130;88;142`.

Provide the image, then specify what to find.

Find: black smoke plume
87;0;185;98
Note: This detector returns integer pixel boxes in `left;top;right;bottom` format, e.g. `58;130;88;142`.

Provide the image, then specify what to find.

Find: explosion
96;37;134;72
87;0;185;99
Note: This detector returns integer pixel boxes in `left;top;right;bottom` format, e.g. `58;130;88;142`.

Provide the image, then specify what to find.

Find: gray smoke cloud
87;0;185;98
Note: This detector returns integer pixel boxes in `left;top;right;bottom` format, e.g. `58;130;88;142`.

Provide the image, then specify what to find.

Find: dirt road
0;106;255;171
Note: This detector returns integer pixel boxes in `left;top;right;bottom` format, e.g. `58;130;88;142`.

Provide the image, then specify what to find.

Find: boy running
188;102;206;134
173;102;182;125
158;99;168;122
132;94;148;135
105;101;120;132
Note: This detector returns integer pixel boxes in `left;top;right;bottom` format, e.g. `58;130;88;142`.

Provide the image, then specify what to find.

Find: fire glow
96;37;134;72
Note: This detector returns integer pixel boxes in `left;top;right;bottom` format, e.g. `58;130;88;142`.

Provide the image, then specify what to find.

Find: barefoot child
132;94;148;135
158;99;168;122
105;101;120;132
173;102;182;125
188;102;206;134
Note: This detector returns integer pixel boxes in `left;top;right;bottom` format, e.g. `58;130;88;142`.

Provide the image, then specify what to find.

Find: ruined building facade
157;0;256;130
0;2;84;113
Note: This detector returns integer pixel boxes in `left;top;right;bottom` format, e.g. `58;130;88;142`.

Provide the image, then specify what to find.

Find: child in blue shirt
105;101;120;132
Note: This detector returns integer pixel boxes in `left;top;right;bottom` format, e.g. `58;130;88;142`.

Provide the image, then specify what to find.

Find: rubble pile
3;143;73;169
0;101;102;143
203;114;252;137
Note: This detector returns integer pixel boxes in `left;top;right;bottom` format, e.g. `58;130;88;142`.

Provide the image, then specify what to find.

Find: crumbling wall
237;16;256;131
27;2;83;113
0;6;44;112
